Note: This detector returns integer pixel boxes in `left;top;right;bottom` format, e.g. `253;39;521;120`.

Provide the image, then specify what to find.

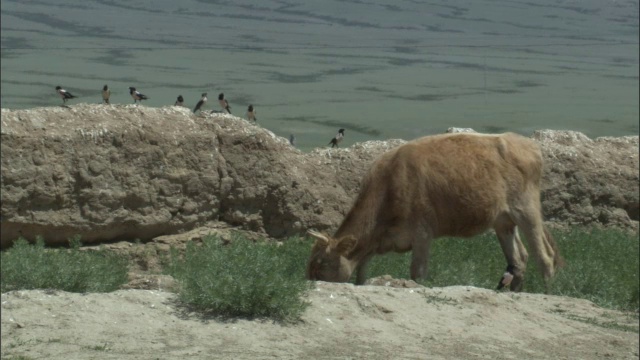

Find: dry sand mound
2;280;638;360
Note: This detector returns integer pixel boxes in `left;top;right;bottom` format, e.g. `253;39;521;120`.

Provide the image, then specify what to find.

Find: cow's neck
334;187;382;271
335;221;374;269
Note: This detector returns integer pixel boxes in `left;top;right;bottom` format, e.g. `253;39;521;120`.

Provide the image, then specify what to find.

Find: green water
1;0;638;151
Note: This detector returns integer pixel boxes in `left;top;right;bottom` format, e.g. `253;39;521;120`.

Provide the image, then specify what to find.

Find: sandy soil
2;280;638;360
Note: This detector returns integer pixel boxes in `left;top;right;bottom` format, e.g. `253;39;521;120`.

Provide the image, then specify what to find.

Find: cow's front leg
494;220;529;292
410;238;432;281
354;253;374;285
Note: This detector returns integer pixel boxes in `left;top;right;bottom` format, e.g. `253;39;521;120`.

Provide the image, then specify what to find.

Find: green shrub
167;234;311;322
1;237;129;293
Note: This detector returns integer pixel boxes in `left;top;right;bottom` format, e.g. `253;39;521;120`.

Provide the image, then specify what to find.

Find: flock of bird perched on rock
55;85;345;148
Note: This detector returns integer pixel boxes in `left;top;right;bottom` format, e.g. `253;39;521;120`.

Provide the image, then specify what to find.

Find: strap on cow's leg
497;264;516;290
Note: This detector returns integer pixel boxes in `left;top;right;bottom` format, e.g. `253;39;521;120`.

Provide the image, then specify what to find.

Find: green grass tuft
365;228;639;312
539;228;639;311
2;227;635;320
1;237;129;293
166;234;312;322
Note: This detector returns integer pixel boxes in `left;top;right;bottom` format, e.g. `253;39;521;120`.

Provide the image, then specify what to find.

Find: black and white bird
328;128;345;148
218;93;231;114
289;134;296;147
129;87;149;104
174;95;185;107
102;85;110;104
246;104;257;121
193;93;207;113
55;86;77;104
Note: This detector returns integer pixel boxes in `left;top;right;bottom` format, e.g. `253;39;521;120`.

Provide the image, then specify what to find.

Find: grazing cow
307;132;563;291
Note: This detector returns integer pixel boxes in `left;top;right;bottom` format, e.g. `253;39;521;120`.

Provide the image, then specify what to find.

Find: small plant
5;338;36;349
563;314;639;334
86;343;110;351
167;234;311;322
424;293;459;307
1;237;129;293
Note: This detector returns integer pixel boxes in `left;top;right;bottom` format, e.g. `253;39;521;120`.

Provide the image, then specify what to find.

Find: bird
129;87;149;104
289;134;296;147
193;93;207;113
174;95;185;107
55;86;77;104
328;128;345;148
101;85;110;104
246;104;257;121
218;93;231;114
496;264;515;290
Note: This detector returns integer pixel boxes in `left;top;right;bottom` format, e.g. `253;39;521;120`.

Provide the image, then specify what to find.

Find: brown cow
306;132;564;291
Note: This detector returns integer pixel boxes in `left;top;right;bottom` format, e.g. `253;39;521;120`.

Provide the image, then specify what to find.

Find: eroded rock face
1;105;638;247
1;106;226;245
534;130;639;228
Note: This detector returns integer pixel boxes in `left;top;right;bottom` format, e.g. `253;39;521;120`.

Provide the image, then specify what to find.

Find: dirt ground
2;279;638;360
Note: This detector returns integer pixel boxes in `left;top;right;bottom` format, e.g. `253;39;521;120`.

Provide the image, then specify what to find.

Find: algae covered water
1;0;638;151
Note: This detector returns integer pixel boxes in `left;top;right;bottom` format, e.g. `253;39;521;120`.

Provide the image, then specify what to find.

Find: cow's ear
336;235;357;255
307;230;330;247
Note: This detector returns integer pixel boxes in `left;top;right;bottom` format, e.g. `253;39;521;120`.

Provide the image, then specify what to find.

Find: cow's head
306;230;357;282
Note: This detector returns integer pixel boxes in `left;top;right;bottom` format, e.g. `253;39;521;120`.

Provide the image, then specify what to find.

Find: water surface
2;0;638;150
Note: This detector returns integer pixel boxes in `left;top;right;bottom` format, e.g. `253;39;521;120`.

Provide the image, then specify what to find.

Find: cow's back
368;132;542;238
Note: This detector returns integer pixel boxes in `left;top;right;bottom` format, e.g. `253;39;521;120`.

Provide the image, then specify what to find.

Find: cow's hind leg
513;206;557;289
543;226;565;269
494;217;529;291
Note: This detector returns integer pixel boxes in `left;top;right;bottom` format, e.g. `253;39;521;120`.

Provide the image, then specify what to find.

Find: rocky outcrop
534;130;639;228
1;105;638;247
